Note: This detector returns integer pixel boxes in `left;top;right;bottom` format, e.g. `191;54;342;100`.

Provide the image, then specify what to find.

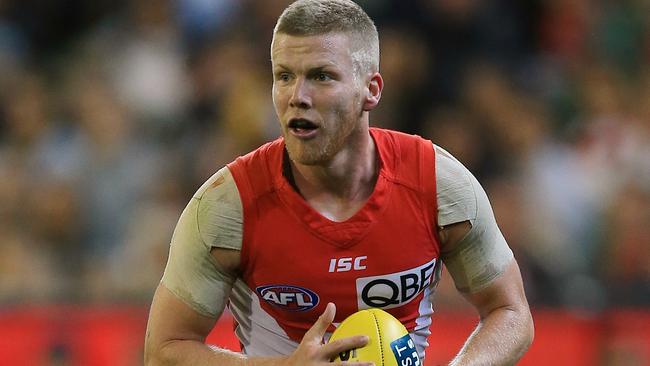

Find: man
144;0;534;365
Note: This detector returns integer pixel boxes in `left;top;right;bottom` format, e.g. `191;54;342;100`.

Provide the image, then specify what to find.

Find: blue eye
277;73;291;82
316;73;331;81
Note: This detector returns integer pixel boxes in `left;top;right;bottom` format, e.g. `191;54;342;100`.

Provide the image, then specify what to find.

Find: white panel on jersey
228;279;300;356
411;285;435;359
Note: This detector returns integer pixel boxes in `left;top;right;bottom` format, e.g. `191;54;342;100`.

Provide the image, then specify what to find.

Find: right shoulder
191;166;244;251
194;166;238;200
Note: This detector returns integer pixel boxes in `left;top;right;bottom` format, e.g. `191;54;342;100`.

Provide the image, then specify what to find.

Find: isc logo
356;259;437;309
329;256;367;272
256;285;319;311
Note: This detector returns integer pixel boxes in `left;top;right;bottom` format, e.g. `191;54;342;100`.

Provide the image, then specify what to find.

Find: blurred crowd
0;0;648;311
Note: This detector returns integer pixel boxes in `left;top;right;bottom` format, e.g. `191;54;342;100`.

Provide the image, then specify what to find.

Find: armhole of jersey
419;140;440;245
227;161;255;274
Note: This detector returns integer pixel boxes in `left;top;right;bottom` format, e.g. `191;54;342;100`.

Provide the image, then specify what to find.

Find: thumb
303;302;336;342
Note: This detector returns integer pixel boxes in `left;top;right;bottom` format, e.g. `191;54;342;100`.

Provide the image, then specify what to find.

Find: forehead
271;33;354;68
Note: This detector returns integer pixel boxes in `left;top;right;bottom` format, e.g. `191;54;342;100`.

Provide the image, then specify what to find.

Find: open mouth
288;118;320;138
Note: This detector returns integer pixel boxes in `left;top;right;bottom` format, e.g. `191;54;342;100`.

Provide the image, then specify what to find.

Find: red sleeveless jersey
227;128;441;343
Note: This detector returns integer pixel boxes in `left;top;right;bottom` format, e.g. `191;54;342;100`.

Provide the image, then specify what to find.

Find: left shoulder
432;144;482;227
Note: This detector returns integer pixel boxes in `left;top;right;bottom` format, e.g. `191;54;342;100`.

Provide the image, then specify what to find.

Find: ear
362;72;383;111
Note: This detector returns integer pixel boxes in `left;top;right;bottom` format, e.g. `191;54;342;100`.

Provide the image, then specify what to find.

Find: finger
303;302;335;341
337;362;375;366
321;335;369;358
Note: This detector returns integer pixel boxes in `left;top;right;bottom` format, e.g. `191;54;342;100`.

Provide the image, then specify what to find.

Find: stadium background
0;0;649;364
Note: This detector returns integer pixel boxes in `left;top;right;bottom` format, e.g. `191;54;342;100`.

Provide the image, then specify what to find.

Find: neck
289;128;378;201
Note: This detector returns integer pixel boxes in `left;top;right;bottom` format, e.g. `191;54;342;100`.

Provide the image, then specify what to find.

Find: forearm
449;306;533;366
146;283;278;366
145;340;285;366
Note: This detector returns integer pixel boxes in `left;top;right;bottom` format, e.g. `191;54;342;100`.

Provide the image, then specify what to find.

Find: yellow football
329;308;421;366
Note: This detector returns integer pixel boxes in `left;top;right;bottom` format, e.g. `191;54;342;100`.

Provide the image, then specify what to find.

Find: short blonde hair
273;0;380;75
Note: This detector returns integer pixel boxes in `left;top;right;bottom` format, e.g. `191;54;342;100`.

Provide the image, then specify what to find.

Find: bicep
146;283;219;350
440;217;514;294
161;195;237;318
146;198;237;357
460;259;528;318
147;236;240;363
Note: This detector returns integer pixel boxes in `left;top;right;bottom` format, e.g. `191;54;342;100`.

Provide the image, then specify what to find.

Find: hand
283;303;373;366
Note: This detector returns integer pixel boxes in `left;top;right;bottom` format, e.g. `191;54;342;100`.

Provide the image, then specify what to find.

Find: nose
289;78;311;109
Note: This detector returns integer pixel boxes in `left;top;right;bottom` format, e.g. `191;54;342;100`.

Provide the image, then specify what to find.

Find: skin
144;31;533;366
271;32;383;221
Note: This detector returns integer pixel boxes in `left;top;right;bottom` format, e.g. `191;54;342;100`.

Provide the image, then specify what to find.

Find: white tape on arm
161;167;243;317
435;145;514;293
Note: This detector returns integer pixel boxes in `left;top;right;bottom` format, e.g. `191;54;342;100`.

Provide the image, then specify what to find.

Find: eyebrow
273;63;337;72
273;64;290;71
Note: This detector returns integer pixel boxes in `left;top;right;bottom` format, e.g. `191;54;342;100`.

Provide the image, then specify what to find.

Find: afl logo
256;285;319;311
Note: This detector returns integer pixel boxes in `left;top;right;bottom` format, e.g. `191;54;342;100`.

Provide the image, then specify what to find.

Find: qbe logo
256;285;319;311
356;258;436;309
